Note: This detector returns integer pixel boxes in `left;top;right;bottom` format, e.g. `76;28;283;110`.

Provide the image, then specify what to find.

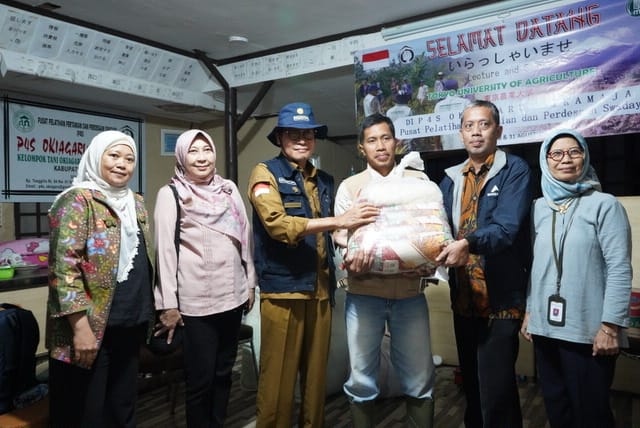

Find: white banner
355;0;640;152
1;100;144;202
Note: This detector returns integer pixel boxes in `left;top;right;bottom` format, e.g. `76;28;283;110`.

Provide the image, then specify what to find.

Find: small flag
253;183;270;197
362;49;390;71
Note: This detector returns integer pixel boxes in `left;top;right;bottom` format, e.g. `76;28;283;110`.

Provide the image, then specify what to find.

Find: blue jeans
343;293;435;402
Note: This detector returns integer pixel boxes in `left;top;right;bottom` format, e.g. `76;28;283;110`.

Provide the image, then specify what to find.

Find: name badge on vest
277;177;297;186
547;294;566;327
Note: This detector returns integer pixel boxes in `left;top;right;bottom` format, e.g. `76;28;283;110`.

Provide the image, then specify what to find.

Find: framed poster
161;129;184;156
2;98;144;202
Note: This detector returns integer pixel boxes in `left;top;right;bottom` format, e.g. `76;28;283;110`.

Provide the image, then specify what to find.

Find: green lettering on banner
16;153;46;162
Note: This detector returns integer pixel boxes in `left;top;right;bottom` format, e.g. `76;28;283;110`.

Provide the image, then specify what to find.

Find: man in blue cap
248;102;379;427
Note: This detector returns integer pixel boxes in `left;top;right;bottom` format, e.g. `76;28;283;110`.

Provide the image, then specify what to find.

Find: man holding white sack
437;100;532;428
248;102;378;428
334;113;442;428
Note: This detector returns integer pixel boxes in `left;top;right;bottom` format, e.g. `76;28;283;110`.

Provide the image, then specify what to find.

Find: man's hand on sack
337;202;379;229
435;239;469;267
343;246;373;274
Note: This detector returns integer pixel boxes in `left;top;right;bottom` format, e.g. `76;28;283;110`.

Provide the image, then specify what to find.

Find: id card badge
547;294;566;327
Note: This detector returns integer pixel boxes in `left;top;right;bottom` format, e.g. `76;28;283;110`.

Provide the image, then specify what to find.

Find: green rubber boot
406;396;434;428
349;400;376;428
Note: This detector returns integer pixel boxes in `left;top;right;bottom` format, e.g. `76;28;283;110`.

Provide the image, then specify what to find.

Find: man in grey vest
334;113;436;427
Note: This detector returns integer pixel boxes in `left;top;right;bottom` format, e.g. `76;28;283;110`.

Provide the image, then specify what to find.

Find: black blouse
107;231;153;327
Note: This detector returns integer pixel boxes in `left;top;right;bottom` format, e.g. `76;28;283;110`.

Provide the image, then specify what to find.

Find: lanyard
550;197;580;295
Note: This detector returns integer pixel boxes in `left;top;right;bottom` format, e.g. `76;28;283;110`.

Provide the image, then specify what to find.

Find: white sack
348;152;453;275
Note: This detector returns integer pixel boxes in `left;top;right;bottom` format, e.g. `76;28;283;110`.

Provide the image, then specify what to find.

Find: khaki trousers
256;298;332;428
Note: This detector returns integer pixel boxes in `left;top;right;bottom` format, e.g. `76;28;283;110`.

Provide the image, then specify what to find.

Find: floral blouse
46;188;153;365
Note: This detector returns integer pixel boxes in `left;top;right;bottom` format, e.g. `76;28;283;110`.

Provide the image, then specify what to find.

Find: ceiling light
228;35;249;44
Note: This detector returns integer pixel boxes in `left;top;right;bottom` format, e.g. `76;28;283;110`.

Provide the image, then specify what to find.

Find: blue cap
267;102;328;145
443;79;459;91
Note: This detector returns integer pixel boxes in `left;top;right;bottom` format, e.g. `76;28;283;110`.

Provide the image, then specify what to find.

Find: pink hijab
170;129;249;264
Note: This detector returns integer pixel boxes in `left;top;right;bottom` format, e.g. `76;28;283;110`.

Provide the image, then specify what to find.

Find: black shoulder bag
147;184;184;355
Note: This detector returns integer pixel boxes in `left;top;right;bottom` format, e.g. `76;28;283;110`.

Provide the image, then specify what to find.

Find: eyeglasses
546;147;584;161
282;129;317;141
461;120;493;132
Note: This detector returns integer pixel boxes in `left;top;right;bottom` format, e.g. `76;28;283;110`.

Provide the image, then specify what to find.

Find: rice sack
347;152;453;275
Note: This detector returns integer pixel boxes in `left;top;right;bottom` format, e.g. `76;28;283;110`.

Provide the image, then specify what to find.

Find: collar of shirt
366;163;398;180
286;160;317;179
462;153;495;176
